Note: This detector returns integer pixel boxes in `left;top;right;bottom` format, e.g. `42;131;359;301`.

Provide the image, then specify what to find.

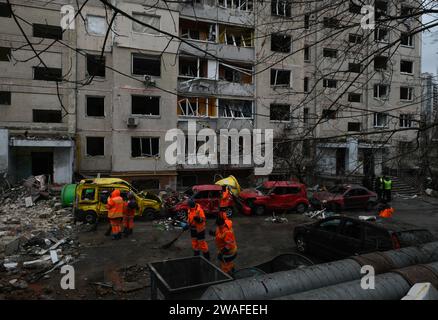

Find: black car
293;216;436;261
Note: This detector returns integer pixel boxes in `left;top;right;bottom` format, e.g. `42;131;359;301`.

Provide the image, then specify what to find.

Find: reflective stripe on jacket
188;203;206;233
215;220;237;254
107;189;124;219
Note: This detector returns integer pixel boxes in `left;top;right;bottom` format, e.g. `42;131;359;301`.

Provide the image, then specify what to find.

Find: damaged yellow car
73;178;162;224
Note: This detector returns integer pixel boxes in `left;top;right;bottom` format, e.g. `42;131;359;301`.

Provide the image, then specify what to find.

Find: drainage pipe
201;241;438;300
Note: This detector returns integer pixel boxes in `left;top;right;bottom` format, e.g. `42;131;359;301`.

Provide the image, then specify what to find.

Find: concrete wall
0;129;8;172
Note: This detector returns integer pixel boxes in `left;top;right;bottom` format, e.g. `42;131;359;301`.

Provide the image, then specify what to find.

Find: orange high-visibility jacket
188;203;206;233
215;220;237;254
379;207;394;218
124;199;138;217
220;189;232;208
107;189;124;219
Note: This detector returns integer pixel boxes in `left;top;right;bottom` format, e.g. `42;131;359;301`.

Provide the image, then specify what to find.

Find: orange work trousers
191;229;209;254
123;216;134;230
219;252;237;274
109;218;122;235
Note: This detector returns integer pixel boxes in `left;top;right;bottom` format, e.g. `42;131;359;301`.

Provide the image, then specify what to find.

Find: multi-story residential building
421;72;438;125
0;0;76;184
0;0;424;189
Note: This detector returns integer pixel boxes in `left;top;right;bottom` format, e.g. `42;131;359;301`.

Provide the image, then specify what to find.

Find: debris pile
0;179;80;294
264;214;288;224
153;217;185;231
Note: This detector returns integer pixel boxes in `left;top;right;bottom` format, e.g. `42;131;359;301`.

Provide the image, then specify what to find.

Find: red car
311;184;377;212
238;181;309;215
170;185;234;219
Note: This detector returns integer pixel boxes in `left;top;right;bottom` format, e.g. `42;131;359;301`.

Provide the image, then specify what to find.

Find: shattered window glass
132;13;160;35
87;15;106;36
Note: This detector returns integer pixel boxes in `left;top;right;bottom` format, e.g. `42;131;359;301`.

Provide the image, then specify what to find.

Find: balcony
178;78;254;97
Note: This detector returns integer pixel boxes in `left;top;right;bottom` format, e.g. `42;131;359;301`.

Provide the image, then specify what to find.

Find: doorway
336;148;346;175
31;152;54;178
363;149;375;176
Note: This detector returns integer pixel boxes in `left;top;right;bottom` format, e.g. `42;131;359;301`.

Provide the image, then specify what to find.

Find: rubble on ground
264;214;288;224
0;179;81;294
153;217;185;231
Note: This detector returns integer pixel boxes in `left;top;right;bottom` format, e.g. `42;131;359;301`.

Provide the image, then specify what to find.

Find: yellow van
73;178;162;223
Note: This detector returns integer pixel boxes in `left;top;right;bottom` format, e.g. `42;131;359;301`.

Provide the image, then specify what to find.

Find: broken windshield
329;185;348;194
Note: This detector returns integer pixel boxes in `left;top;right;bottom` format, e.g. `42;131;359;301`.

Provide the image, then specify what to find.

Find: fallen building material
402;283;438;300
276;262;438;300
201;241;438;300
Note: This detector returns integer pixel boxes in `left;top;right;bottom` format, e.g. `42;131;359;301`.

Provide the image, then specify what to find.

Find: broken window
323;17;339;28
132;95;160;116
374;28;389;42
178;96;217;117
86;15;106;36
32;109;62;123
348;92;361;102
132;13;160;34
33;67;62;81
348;122;361;131
375;1;388;19
180;19;216;42
219;25;253;47
270;69;291;86
131;137;159;158
400;87;413;101
270;104;291;121
348;63;362;73
304;45;310;62
33;24;63;40
400;33;414;47
86;137;105;156
323;48;337;58
401;6;414;16
87;54;106;77
322;109;336;119
86;96;105;117
323;79;337;88
400;60;413;74
218;0;254;11
0;2;12;17
219;99;253;118
81;188;96;201
271;0;291;17
304;77;309;92
374;56;388;70
132;54;161;76
0;47;11;61
304;14;310;29
399;114;413;128
349;34;363;44
271;33;291;53
374;84;389;99
219;62;253;84
303;107;309;124
374;112;388;127
0;91;11;105
349;1;361;14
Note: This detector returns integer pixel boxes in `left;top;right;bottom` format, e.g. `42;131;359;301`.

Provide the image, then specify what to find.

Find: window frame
131;95;161;117
132;12;161;35
132;53;161;77
270;69;291;87
86;96;105;118
86;136;105;157
373;84;390;100
269;103;292;122
400;60;414;75
32;23;63;40
131;137;160;158
373;112;389;128
400;87;413;101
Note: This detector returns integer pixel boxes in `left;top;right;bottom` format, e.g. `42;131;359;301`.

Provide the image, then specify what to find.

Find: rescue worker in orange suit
186;199;210;260
219;185;233;221
378;201;394;218
107;189;124;240
123;192;138;236
210;215;237;275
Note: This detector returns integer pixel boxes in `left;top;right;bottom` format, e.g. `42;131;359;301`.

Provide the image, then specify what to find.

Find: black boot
203;252;210;261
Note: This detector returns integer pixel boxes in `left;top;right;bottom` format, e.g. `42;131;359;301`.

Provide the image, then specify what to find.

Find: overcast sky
422;14;438;75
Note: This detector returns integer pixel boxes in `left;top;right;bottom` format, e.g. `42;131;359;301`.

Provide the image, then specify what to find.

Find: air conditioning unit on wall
127;117;139;128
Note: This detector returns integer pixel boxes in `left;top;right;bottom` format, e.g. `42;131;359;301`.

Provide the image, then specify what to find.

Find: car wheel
143;208;156;221
254;205;265;216
296;235;307;253
295;203;308;214
84;210;97;224
176;210;187;221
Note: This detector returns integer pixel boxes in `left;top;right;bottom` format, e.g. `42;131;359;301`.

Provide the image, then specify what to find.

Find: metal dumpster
148;256;233;300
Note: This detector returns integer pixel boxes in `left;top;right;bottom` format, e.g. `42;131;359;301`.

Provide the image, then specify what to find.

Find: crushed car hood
312;191;343;201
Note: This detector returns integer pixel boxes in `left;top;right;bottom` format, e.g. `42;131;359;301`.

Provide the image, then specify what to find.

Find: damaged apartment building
0;0;424;189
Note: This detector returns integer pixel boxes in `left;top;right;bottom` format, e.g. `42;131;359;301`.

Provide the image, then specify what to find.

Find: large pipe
201;242;438;300
277;262;438;300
